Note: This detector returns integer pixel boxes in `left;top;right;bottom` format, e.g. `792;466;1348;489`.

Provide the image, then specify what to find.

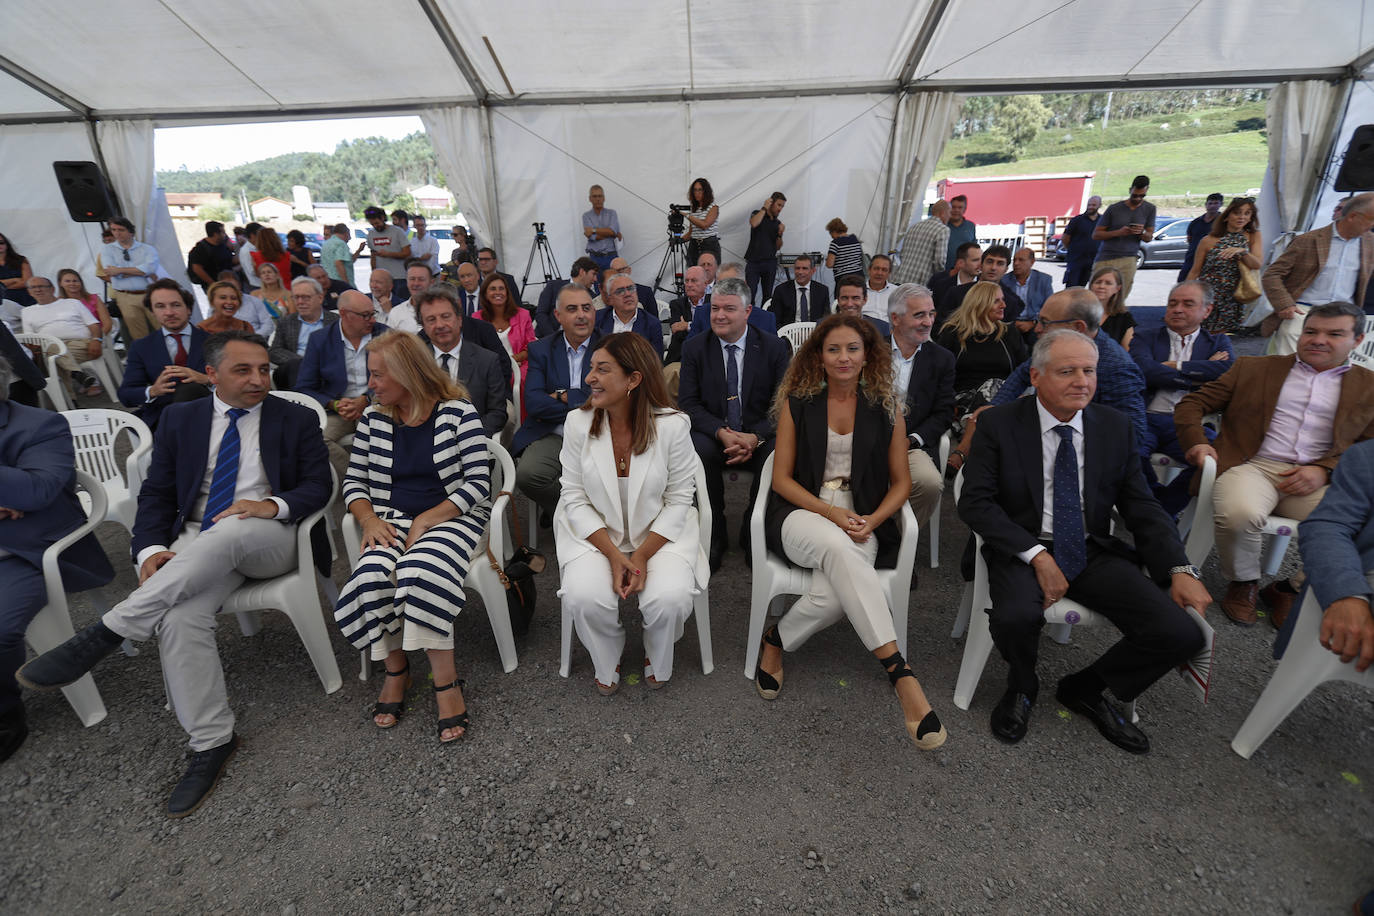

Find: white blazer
553;407;707;589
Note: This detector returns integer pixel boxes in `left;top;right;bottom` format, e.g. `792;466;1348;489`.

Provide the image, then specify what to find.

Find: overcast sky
154;116;424;172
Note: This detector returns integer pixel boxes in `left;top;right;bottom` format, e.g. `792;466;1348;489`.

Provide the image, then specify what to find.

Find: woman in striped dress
333;331;492;743
825;218;866;282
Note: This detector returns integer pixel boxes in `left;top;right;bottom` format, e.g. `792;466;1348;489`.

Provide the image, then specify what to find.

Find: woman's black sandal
433;679;470;744
372;662;411;728
879;650;947;749
755;626;784;700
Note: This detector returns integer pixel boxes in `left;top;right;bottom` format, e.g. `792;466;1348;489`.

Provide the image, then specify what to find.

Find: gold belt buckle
821;477;849;491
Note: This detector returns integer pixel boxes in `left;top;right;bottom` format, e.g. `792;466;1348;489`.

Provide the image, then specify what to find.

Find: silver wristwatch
1170;564;1203;580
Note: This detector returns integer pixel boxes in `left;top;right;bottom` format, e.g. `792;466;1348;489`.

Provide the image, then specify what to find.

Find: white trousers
103;516;297;751
777;490;896;652
560;550;696;685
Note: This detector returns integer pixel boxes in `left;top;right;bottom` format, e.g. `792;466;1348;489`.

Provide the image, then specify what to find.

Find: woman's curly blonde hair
771;313;902;422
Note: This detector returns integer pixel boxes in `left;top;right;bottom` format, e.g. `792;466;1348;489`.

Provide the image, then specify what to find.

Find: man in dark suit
534;257;598;338
0;368;115;761
929;241;980;311
607;257;659;313
678;277;790;571
1128;280;1233;515
19;331;331;814
595;272;665;359
0;322;46;406
269;277;339;389
938;244;1025;328
769;253;830;326
416;286;508;437
306;264;353;309
834;274;890;341
888;283;955;524
514;284;601;522
958;328;1211;753
296;289;388;484
664;265;708;365
118;279;211;429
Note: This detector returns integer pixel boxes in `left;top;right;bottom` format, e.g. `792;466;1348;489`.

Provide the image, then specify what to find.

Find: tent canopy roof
4;0;1373;124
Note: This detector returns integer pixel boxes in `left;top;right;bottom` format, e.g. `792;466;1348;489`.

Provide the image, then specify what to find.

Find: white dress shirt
1018;399;1086;565
1302;229;1362;305
433;341;461;381
385;300;420;334
341;325;373;397
409;233;441;273
863;284;892;322
718;327;747;385
612;308;640;335
1147;328;1197;413
555;335;591;438
891;340;918;402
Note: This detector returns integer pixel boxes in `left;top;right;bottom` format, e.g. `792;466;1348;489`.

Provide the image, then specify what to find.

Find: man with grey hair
892;201;951;287
20;275;104;398
888;283;954;526
270;277;339;389
1262;191;1374;355
959;327;1210;752
20;330;331;814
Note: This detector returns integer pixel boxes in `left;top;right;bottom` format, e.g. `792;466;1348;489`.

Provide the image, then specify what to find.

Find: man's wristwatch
1170;564;1203;581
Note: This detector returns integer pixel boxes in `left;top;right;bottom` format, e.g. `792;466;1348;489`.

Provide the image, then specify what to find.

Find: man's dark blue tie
798;287;809;322
1052;424;1086;581
203;408;247;530
725;344;742;430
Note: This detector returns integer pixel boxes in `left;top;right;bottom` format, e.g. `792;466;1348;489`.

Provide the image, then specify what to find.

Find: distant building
313;201;351;224
249;196;293;222
409;183;454;212
291;185;313;217
166;192;224;220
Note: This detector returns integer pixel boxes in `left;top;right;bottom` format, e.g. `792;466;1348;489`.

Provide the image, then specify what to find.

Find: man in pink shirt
1175;301;1374;625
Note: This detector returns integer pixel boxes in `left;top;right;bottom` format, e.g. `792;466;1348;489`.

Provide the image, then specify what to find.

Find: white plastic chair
777;321;816;352
922;431;952;568
560;454;714;679
25;470;108;726
743;452;917;679
1352;317;1374;370
341;437;520;680
267;389;328;430
16;333;73;411
1231;587;1374;758
1183;455;1298;577
61;409;153;533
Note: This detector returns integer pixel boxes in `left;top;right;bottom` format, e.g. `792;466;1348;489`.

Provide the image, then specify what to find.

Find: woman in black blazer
756;314;946;749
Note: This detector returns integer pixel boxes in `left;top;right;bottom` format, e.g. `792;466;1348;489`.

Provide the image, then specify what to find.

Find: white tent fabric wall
0;123;107;291
1264;80;1349;249
420;106;500;254
479;94;894;295
1308;73;1374;237
880;91;963;251
96;120;156;240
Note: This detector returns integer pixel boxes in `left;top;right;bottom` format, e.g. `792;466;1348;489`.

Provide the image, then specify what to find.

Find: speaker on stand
1334;125;1374;193
52;160;116;222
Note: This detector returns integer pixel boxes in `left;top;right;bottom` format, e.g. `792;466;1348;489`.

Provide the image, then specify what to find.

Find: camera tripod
653;231;689;299
520;222;561;302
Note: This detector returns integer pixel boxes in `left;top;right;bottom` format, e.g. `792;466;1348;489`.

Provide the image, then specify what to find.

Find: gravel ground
4;327;1370;914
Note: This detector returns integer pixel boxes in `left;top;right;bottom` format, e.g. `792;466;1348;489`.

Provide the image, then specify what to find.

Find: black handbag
486;492;545;636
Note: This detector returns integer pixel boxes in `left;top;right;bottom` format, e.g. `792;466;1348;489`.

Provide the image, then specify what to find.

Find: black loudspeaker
52;160;116;222
1334;125;1374;192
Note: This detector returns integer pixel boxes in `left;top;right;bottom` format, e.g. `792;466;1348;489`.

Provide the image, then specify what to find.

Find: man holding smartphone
1091;175;1156;304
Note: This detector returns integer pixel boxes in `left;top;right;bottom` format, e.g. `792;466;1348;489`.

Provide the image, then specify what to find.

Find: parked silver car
1135;217;1189;269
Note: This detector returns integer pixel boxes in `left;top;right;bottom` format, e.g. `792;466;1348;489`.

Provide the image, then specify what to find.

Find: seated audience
556;333;704;693
664;265;707;365
1128;280;1233;515
297;289;389;485
534;257;598;338
595;272;664;360
514;284;600;524
213;271;274;338
888;283;955;526
756;313;945;749
606;257;659;312
1003;247;1053;332
198;280;254;334
677;276;790;571
863;254;894;322
931;242;981;321
770;253;829;326
19;330;331;815
1091;266;1135;349
57;268;112;335
1175;301;1374;627
416;286;508;438
0;364;115;762
833;274;890;341
697;250;719;293
307;263;352;309
368;270;400;322
0;232;34;306
268;277;338;390
21;275;105;398
958;328;1210;753
333;332;491;743
254;262;293;319
476;247;520;305
381;261;437;334
447;260;484;320
478;271;536;402
938;244;1024;329
118;280;211;428
688;263;776;338
0;324;44;406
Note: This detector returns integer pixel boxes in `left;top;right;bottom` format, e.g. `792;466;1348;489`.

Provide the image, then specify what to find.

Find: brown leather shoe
1221;581;1259;626
1260;582;1296;629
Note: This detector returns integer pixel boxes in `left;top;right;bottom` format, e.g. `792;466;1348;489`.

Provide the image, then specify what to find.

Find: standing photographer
682;178;721;267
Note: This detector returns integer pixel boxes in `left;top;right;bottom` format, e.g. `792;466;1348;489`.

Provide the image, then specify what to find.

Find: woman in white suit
556;332;706;695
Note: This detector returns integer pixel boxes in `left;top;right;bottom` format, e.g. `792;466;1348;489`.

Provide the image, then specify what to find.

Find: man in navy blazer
296;289;388;484
1003;247;1056;332
595;273;665;359
20;331;331;814
118;280;211;428
687;296;776;338
0;373;114;762
958;329;1211;753
0;322;45;406
678;278;790;570
769;254;830;326
1128;280;1234;514
533;257;598;338
514;284;601;521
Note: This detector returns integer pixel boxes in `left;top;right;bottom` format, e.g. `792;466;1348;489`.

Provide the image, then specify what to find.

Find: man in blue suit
688;262;777;338
0;323;45;407
1128;280;1233;514
594;272;664;359
20;331;331;815
0;363;114;762
678;277;790;571
514;284;600;522
1003;247;1056;333
1298;438;1374;663
296;289;388;485
117;280;211;428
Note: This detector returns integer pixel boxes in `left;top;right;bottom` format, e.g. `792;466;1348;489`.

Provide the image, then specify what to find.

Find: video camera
666;204;689;237
531;221;546;240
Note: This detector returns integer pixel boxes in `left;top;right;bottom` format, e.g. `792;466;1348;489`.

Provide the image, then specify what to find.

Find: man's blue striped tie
203;408;247;529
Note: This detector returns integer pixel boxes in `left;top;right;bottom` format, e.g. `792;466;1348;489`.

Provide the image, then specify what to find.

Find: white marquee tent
3;0;1374;292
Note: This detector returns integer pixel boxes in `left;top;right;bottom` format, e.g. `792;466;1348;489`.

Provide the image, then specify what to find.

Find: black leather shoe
0;706;28;765
990;689;1034;744
1055;684;1150;755
709;549;724;574
16;621;123;690
167;734;239;818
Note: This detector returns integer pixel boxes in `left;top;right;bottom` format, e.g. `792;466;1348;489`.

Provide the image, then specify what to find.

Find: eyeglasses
611;286;637;296
344;309;376;319
1035;316;1079;328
